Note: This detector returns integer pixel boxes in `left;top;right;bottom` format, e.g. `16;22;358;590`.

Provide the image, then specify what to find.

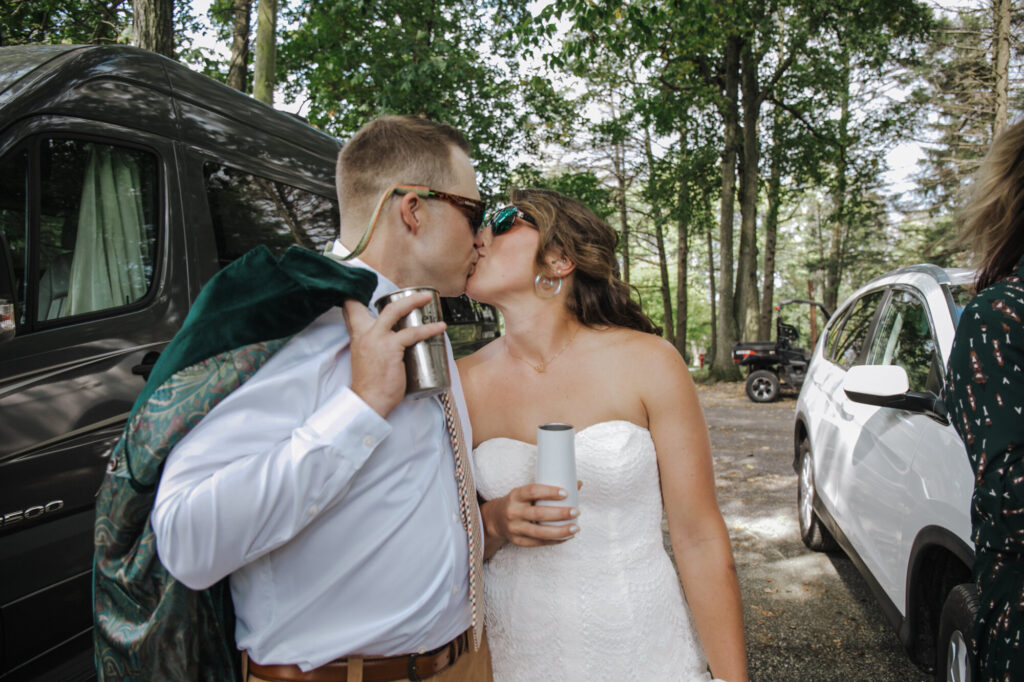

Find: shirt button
309;505;319;516
363;435;375;448
453;585;460;595
418;647;427;654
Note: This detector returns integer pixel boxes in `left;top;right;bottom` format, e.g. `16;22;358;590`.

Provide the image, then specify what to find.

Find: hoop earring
534;274;563;299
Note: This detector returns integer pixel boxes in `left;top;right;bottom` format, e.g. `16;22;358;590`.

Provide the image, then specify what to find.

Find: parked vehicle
793;264;978;681
0;45;498;681
732;298;830;402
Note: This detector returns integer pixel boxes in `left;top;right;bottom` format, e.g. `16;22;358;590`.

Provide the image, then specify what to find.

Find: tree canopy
8;0;1023;373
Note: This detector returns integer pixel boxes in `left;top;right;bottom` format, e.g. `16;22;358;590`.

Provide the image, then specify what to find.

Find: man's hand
343;292;446;418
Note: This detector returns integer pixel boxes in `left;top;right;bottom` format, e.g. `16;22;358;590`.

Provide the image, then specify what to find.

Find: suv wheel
797;439;837;551
937;583;979;682
746;369;780;402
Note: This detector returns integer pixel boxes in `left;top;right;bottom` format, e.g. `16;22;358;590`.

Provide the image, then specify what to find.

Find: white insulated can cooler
535;423;578;525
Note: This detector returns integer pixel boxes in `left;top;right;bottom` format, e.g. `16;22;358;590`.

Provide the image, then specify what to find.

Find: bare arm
643;340;748;682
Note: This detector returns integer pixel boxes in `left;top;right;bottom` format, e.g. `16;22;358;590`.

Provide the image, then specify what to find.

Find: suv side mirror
843;365;948;424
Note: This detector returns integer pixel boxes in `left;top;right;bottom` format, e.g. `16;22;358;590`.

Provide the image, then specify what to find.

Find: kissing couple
99;114;747;682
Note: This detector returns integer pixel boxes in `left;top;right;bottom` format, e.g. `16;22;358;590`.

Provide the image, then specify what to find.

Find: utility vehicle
731;298;831;402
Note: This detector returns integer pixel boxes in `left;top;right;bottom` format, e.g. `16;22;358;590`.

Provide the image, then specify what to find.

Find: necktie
438;390;484;651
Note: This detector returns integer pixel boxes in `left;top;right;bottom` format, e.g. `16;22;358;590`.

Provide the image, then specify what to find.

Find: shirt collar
331;239;398;312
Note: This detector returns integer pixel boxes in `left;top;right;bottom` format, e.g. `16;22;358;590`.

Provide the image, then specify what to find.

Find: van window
0;138;158;330
203;163;339;265
826;290;884;370
0;148;28;326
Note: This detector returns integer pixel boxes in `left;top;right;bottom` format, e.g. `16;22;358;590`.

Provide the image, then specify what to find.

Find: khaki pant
246;631;493;682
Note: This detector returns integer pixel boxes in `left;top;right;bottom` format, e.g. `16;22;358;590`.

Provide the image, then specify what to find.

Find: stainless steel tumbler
374;286;450;399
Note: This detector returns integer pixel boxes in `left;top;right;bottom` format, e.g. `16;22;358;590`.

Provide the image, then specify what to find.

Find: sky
883;0;978;193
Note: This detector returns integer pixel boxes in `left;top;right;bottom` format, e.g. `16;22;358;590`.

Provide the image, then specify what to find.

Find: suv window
0;138;159;330
946;283;975;327
203;162;339;266
866;289;943;394
826;290;884;370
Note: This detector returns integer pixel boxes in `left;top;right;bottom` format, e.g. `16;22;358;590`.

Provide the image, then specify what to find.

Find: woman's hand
480;484;579;559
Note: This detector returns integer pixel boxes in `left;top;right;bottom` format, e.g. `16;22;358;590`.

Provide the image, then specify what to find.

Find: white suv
794;264;979;680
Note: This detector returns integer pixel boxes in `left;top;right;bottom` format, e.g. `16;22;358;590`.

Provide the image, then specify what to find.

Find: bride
457;189;747;682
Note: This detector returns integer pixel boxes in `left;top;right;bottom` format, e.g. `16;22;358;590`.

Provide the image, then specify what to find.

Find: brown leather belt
247;630;471;682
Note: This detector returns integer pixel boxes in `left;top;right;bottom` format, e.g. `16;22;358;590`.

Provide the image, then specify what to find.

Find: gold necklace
505;325;581;373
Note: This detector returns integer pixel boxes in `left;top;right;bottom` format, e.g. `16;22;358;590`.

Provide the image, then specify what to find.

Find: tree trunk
228;0;251;92
735;36;761;342
758;114;784;341
253;0;277;105
643;128;673;344
675;176;690;361
808;280;819;346
823;57;850;314
706;205;717;365
132;0;174;58
710;34;742;380
654;218;674;343
615;141;630;284
993;0;1010;135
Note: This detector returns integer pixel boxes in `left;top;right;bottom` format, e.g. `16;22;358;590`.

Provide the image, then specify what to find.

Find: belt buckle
406;651;424;682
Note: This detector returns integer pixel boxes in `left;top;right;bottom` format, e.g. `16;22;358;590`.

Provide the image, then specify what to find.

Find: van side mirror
843;365;948;424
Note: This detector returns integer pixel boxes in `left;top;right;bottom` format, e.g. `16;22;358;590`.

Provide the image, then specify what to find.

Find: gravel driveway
680;381;931;682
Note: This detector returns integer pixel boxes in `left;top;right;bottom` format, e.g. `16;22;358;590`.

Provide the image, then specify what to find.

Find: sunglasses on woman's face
394;186;487;234
483;205;537;237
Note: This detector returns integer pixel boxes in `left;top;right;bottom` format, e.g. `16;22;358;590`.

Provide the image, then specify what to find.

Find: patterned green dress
945;256;1024;681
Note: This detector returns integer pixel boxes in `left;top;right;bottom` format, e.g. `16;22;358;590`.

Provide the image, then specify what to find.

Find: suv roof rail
867;263;953;288
898;264;953;283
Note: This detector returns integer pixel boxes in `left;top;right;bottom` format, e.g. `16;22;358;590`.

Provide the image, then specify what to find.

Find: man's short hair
336;115;472;220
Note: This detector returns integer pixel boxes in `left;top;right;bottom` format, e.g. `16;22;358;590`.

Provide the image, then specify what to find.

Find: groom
150;115;493;681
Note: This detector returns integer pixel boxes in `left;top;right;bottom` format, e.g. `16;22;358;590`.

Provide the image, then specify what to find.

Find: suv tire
746;369;780;403
937;583;979;682
797;438;837;552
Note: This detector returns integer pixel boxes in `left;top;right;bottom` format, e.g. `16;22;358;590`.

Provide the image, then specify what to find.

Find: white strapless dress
474;420;715;682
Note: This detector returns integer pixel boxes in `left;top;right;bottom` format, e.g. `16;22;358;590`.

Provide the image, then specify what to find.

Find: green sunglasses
483;205;538;236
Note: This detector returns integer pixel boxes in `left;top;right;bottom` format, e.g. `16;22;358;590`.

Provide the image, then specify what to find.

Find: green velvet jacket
93;246;376;681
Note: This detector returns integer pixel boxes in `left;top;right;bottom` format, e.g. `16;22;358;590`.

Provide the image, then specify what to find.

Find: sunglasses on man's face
394;186;487;234
483;205;537;237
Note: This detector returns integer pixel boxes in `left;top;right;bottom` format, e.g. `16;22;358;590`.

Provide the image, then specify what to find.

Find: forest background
3;0;1022;378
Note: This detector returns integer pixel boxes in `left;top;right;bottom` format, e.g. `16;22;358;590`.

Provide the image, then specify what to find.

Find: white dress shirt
151;241;473;669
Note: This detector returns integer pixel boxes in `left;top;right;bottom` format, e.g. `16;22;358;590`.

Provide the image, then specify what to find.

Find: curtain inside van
66;145;150;316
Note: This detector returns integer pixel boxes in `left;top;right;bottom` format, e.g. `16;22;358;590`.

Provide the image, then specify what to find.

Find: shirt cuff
305;386;392;459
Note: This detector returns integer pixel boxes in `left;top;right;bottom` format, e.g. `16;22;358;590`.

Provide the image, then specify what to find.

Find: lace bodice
474;420;714;682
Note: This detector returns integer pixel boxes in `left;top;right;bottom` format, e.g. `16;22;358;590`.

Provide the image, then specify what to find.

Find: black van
0;44;498;681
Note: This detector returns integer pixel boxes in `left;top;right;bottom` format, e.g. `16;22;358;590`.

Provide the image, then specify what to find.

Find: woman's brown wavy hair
959;118;1024;291
509;188;660;335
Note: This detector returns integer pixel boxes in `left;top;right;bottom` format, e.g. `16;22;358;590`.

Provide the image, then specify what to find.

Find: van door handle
132;351;161;379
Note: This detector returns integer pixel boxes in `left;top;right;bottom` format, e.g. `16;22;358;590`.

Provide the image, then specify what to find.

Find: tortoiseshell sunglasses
394;186;487;234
